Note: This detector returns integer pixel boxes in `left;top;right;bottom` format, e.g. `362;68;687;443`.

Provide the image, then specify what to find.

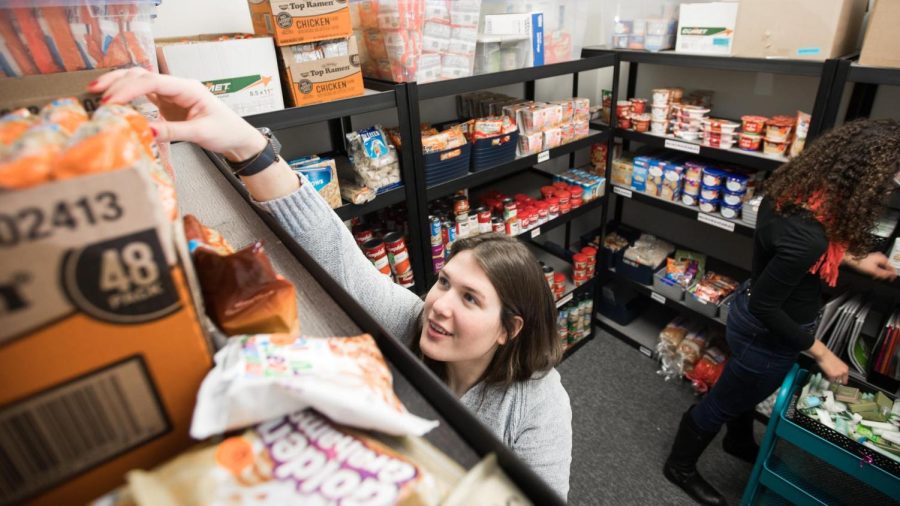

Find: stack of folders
816;292;899;380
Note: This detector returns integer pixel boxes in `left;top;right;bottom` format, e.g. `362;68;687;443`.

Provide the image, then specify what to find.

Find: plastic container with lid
720;202;742;219
764;139;789;157
725;173;749;193
701;167;727;187
741;115;768;134
722;190;745;206
700;184;720;201
0;0;159;77
738;132;762;151
698;196;718;214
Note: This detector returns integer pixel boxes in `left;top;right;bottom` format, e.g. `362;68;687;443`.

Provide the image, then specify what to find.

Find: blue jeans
690;283;816;434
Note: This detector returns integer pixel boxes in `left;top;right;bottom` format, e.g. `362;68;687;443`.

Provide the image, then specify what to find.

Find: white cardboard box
675;2;739;56
156;35;284;116
480;12;545;67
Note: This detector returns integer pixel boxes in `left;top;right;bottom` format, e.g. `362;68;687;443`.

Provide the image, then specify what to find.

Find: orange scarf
804;194;846;288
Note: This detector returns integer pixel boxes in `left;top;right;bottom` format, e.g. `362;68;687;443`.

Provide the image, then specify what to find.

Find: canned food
505;218;521;236
353;225;374;247
542;265;554;290
555;190;571;207
502;198;517;221
540;186;556;200
429;215;442;245
476;206;492;234
443;220;457;245
396;269;415;288
383;232;411;276
547;197;560;219
573;253;589;272
560;203;572;215
537;202;549;224
452;195;470;215
492;216;505;233
431;243;444;259
362;238;392;276
455;213;471;239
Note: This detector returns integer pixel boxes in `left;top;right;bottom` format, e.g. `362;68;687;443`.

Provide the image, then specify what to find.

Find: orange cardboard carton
248;0;353;46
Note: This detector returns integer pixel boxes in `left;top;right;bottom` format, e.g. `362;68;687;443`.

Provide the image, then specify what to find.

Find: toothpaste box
279;35;363;107
156;35;284;117
248;0;353;46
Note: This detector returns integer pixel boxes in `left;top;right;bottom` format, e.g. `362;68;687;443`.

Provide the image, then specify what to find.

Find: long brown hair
411;234;562;387
764;118;900;256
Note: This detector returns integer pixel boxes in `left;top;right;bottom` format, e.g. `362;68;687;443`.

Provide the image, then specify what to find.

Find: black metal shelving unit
401;53;618;305
209;81;429;296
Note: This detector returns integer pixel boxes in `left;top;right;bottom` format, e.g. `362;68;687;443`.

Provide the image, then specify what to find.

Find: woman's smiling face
419;250;511;364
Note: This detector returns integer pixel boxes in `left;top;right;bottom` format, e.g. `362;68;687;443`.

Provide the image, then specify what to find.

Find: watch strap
228;137;279;177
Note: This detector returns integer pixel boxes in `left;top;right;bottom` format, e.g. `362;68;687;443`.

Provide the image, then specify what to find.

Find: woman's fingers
148;119;197;144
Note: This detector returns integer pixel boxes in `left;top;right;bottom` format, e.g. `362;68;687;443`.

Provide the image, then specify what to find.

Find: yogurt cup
723;190;745;206
650;120;667;134
651;105;669;121
683;178;701;196
725;174;749;193
698;197;718;214
765;115;795;143
619;116;632;129
630;98;648;114
682;193;699;206
651;88;671;105
720;202;742;219
763;139;789;157
741;115;768;134
701;118;739;134
675;129;700;141
616;100;632;119
633;113;652;132
738;132;762;151
701;136;736;149
681;105;710;120
702;167;726;187
700;184;721;201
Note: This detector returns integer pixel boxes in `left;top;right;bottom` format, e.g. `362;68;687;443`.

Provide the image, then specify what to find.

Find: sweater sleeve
513;369;572;502
748;219;828;351
256;176;424;342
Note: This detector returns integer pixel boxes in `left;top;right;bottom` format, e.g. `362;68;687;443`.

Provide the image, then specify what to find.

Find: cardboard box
732;0;868;60
280;35;363;107
248;0;352;46
481;12;545;67
675;2;739;56
0;78;212;506
859;0;900;69
156;35;285;116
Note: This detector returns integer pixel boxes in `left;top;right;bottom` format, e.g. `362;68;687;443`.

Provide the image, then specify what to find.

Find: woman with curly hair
664;119;900;505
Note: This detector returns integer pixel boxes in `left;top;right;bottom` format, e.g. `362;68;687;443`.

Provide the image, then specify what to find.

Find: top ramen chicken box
248;0;353;46
0;72;213;505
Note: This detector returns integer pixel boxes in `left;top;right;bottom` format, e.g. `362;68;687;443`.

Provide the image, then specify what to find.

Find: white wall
152;0;252;39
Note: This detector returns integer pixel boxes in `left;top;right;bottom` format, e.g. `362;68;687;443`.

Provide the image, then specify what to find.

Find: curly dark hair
764;118;900;256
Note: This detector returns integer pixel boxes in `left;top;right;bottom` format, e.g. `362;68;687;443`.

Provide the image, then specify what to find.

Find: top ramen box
248;0;353;46
0;82;212;506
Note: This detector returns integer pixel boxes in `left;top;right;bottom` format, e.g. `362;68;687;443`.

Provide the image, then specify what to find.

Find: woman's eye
464;293;478;305
438;276;449;287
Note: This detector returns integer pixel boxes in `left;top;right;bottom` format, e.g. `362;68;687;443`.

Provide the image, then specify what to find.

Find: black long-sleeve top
749;197;828;351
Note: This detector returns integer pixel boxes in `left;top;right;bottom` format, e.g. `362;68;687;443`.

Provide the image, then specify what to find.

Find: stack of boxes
248;0;364;107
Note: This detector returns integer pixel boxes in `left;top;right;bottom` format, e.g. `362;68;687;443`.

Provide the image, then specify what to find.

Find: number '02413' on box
0;167;213;506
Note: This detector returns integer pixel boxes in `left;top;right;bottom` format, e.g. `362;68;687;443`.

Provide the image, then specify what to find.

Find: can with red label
432;256;445;272
502;198;517;221
492;216;504;233
537;201;549;224
546;196;560;219
396;268;416;288
383;232;412;276
467;213;479;237
352;225;374;247
475;206;491;234
442;220;457;246
505;217;521;236
362;238;392;276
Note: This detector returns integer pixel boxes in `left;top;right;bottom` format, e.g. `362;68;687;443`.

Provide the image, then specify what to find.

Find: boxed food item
859;0;900;69
248;0;353;46
156;35;284;116
290;156;343;208
0;0;158;77
675;2;739;56
279;35;364;107
732;0;868;61
0;83;212;505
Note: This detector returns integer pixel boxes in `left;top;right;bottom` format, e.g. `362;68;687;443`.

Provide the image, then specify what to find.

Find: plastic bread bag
442;454;531;506
0;123;66;189
40;97;89;135
685;347;727;394
0;109;38;157
188;236;300;337
789;111;811;158
56;114;146;180
191;334;439;439
130;410;441;506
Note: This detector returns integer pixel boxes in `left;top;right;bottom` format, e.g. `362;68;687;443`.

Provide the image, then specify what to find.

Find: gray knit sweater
259;179;572;501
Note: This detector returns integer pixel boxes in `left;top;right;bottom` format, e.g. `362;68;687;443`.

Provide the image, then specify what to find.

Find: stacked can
502;198;521;236
541;264;554;293
552;272;567;299
555;169;606;202
571;253;591;287
429;215;445;272
383;232;415;288
580;245;598;279
362;238;392;277
558;294;594;344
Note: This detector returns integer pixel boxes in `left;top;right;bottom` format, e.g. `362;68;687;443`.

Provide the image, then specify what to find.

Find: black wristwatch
227;127;282;177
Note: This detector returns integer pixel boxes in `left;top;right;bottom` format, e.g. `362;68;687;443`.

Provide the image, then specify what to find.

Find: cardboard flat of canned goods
0;79;212;505
248;0;353;46
280;35;364;107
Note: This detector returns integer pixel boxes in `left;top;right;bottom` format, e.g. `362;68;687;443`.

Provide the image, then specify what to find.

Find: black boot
723;410;759;465
663;409;728;506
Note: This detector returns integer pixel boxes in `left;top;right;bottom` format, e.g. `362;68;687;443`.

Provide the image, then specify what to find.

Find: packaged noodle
185;215;300;337
191;334;438;439
128;410;439;506
0;123;66;189
346;125;402;191
39;97;89;136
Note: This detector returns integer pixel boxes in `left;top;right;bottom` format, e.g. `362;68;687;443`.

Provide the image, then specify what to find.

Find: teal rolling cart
742;365;900;505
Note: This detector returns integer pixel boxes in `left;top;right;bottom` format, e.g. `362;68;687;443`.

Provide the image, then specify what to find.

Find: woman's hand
809;340;849;384
843;252;897;282
88;68;266;162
